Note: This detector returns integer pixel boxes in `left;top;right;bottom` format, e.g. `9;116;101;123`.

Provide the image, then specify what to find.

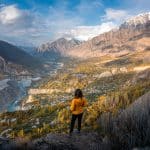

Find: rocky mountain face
37;13;150;59
36;38;82;59
67;12;150;58
120;12;150;28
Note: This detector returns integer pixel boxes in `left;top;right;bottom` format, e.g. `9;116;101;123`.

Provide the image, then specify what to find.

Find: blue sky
0;0;149;46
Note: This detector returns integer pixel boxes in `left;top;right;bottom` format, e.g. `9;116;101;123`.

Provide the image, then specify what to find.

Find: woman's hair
74;89;83;99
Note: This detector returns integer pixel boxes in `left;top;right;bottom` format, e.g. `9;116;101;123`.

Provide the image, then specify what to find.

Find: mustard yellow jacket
70;98;88;115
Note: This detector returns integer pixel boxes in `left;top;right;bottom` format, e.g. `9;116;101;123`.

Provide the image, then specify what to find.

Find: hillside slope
0;40;42;69
99;91;150;150
0;91;150;150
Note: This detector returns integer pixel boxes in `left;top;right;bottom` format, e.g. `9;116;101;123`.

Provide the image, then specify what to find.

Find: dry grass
98;92;150;150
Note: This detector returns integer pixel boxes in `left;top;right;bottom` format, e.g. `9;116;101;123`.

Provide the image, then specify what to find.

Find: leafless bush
98;92;150;150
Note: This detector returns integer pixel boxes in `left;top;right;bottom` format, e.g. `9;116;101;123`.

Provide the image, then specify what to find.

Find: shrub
98;92;150;150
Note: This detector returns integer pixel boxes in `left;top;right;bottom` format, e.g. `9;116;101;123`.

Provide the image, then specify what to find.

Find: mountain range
0;12;149;69
0;12;150;74
36;38;82;59
37;12;150;58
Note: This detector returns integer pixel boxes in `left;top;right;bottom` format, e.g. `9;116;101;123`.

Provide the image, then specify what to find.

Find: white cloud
35;5;84;42
0;5;21;24
0;2;147;46
0;4;118;45
66;22;117;41
0;3;125;45
0;4;84;45
0;5;47;45
102;8;130;23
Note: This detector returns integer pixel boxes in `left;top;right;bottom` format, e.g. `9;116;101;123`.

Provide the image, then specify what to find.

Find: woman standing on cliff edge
69;89;88;135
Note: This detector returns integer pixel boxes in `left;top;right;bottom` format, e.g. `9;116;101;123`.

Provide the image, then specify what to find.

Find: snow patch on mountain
121;12;150;27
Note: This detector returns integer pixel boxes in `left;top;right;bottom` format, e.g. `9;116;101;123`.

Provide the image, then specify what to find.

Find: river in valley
7;77;41;112
0;62;64;112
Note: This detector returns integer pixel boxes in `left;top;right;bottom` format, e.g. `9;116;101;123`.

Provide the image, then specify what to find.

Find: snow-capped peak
121;12;150;27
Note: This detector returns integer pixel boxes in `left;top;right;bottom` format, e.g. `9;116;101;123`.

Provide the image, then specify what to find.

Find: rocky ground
1;131;150;150
0;131;112;150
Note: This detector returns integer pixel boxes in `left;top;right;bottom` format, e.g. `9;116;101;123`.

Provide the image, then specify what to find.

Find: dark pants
70;113;83;133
